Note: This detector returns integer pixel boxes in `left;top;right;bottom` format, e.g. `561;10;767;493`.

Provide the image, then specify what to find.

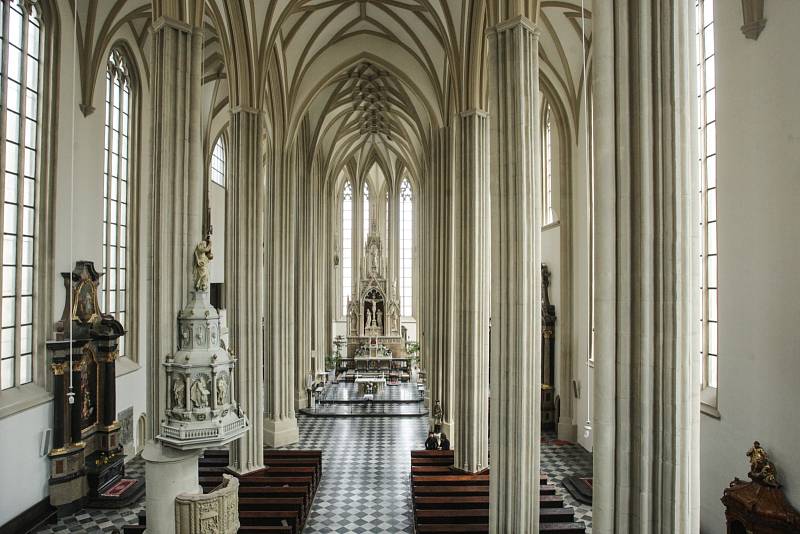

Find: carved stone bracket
741;0;766;40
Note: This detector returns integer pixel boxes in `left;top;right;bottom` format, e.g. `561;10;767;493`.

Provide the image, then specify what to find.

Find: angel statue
193;234;214;292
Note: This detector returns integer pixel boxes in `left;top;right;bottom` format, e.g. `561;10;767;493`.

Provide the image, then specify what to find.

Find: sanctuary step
123;448;322;534
410;450;585;534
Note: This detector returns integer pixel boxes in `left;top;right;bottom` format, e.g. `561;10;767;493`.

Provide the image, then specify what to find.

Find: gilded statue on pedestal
193;235;214;292
747;440;780;487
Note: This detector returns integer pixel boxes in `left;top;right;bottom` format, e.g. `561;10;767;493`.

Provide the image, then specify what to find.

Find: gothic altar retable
342;222;408;378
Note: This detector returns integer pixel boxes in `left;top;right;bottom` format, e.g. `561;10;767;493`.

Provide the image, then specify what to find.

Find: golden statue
193;235;214;292
747;441;780;487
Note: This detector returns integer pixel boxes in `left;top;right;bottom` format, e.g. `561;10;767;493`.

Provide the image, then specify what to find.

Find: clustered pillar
487;15;543;533
148;13;204;439
422;126;454;434
592;2;700;532
226;108;266;473
264;142;300;447
451;111;490;473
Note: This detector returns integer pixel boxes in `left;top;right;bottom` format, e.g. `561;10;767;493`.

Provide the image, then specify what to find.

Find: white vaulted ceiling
201;0;592;188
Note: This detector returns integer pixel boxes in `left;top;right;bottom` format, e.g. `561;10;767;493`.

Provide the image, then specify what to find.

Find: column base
295;391;309;410
142;441;202;534
439;420;453;440
263;417;299;447
557;421;577;442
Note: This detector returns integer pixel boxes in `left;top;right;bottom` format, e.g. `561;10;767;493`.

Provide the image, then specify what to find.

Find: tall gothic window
102;48;132;360
399;178;413;316
210;135;225;187
543;103;555;225
362;182;370;243
697;0;718;409
342;181;353;315
0;2;42;389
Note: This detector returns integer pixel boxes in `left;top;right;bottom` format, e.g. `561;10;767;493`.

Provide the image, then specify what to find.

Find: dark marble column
70;359;83;445
51;361;66;450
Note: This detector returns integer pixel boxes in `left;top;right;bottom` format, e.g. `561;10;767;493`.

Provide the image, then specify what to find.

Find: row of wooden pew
410;450;586;533
123;448;322;534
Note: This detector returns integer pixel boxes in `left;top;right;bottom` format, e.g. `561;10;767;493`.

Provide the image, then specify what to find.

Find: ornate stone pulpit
157;236;248;450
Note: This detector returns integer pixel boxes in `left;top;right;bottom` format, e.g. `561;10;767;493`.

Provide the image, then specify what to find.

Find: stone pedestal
143;441;202;534
264;418;300;448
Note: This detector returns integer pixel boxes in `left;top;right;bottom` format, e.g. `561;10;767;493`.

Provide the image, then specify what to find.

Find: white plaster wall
0;8;151;524
0;403;52;524
571;97;593;452
699;2;800;532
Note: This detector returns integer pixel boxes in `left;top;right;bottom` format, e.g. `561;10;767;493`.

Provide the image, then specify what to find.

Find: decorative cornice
741;0;766;40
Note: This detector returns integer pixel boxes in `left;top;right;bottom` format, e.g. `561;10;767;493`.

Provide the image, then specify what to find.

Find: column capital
459;109;489;119
152;16;198;35
488;15;540;39
230;105;265;118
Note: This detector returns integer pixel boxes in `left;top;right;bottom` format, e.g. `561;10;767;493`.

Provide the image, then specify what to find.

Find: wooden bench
409;449;584;534
238;510;301;534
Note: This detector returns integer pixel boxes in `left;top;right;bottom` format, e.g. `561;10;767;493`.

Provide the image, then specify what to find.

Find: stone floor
36;417;594;534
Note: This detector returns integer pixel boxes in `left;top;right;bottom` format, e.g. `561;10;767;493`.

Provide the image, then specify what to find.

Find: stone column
148;15;205;438
143;443;202;534
451;111;490;473
264;143;300;447
226;108;266;472
592;2;700;533
487;16;542;533
51;362;66;450
295;146;312;410
425;126;454;432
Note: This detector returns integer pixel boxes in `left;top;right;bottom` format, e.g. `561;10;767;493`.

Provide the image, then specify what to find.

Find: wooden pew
409;449;585;534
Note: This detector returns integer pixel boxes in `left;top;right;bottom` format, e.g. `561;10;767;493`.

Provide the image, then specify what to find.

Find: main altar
341;223;410;382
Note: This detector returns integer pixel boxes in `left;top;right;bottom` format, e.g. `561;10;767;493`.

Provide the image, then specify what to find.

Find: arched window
210;135;225;187
697;0;718;411
1;2;43;389
102;48;133;360
543;103;555;225
362;182;370;243
399;178;413;316
341;181;353;315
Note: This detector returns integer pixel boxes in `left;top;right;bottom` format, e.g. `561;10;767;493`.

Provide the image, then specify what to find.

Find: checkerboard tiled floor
541;431;594;532
35;456;145;534
36;418;593;534
283;415;427;533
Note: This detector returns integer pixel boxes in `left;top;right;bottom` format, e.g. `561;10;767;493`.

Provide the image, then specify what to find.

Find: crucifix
366;298;380;326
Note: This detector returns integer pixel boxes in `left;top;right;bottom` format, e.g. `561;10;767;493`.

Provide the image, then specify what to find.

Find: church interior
0;1;798;533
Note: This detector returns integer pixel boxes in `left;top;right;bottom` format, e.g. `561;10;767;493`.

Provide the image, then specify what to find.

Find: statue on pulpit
193;235;213;292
